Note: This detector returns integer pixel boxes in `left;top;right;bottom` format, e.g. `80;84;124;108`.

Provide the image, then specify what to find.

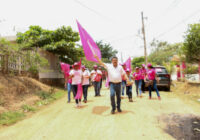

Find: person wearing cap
94;55;130;114
121;64;127;96
82;65;90;103
133;67;142;97
91;65;102;96
140;64;147;93
65;65;73;103
146;63;161;100
69;62;83;107
125;69;134;102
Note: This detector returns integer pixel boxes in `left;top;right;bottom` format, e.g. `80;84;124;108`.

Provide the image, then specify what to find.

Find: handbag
145;79;153;87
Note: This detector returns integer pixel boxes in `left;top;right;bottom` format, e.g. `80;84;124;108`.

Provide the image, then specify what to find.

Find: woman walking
146;63;161;100
82;65;90;103
69;62;83;107
133;67;142;98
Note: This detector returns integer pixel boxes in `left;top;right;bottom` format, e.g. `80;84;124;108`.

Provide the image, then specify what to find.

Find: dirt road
0;87;200;140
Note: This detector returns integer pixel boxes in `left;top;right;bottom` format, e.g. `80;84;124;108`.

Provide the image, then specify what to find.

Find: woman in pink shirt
82;65;90;103
146;63;161;100
69;62;83;107
133;67;142;97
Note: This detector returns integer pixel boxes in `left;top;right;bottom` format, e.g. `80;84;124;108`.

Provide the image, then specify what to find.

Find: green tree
182;23;200;63
17;26;83;64
132;56;145;68
96;40;118;63
148;39;182;65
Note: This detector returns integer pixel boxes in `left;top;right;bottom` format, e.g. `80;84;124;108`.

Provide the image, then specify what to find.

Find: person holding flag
94;55;130;114
69;62;83;107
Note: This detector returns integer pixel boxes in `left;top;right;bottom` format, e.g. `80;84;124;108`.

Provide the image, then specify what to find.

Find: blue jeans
94;81;101;96
110;82;121;110
67;83;72;102
121;80;126;96
82;85;89;101
135;80;142;96
148;80;160;98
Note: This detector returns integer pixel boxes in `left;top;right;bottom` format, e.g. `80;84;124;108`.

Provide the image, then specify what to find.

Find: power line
73;0;113;22
155;8;200;39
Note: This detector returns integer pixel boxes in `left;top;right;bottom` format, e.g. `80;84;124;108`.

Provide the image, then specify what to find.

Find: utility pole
121;52;123;64
141;12;148;65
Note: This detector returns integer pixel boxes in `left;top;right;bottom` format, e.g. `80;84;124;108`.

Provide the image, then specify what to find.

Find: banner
76;20;101;62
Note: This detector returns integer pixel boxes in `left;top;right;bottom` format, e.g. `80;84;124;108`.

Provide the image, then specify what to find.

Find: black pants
126;86;132;99
141;79;145;92
72;85;81;104
100;79;103;89
82;85;89;101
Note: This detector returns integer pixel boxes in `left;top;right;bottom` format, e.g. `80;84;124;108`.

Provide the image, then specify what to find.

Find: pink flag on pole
76;20;101;62
124;57;132;72
60;62;70;75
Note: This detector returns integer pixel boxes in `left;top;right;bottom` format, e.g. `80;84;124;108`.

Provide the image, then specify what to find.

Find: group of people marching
64;56;161;114
65;63;103;107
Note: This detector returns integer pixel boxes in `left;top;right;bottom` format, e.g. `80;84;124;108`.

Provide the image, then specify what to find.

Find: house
0;36;65;87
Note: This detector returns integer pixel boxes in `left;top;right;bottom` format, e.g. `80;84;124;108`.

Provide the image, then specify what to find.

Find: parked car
145;66;171;91
154;66;171;91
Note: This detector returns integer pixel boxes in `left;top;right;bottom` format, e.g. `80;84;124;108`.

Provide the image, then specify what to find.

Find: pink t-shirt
68;78;72;84
147;69;156;80
133;72;142;80
82;70;90;85
69;69;82;85
140;68;146;80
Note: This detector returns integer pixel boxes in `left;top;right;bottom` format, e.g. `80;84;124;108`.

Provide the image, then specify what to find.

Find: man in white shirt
94;55;130;114
82;65;90;103
91;65;102;96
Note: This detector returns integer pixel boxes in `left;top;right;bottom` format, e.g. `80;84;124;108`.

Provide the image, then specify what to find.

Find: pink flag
124;57;132;72
76;20;101;62
75;84;83;100
60;62;70;77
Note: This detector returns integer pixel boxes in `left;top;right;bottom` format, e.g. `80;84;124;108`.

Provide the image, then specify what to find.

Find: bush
184;65;198;74
21;105;36;112
0;111;25;125
36;91;52;100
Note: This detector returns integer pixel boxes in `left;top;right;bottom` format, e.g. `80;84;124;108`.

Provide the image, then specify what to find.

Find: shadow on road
158;113;200;140
92;106;110;115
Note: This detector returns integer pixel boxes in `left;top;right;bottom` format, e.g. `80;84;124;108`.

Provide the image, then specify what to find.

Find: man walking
94;55;130;114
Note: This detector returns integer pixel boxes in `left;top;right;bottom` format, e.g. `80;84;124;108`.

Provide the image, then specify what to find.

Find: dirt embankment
0;75;51;113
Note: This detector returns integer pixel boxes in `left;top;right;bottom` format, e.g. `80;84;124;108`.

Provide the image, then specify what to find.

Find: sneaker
111;110;115;114
117;108;122;112
129;99;133;102
76;104;79;107
158;96;161;100
149;97;151;100
67;101;70;103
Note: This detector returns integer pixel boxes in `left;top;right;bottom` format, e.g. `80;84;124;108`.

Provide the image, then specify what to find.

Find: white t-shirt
91;70;102;82
82;70;90;85
69;69;82;85
105;64;125;83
